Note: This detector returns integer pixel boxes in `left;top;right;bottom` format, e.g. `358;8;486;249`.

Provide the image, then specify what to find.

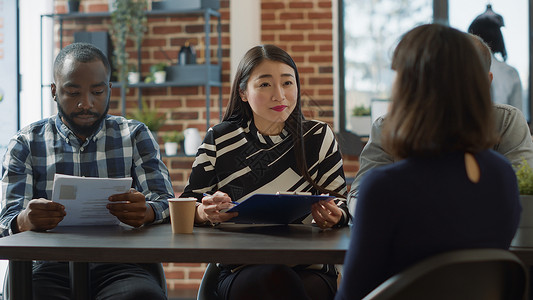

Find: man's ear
51;83;57;102
488;71;493;84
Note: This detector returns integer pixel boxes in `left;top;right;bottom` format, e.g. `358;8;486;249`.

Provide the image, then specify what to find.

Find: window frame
337;0;533;138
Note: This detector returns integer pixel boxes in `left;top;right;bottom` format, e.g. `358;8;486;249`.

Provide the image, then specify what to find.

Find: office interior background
0;0;530;298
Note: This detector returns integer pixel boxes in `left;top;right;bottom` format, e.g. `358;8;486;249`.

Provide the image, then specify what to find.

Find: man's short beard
57;101;109;138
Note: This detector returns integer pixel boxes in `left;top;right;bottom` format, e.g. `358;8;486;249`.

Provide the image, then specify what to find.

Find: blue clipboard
224;193;336;224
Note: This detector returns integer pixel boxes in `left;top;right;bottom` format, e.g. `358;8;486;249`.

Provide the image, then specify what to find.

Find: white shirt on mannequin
491;54;523;115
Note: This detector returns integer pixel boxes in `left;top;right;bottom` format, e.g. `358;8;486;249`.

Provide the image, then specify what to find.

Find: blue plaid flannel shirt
0;114;174;236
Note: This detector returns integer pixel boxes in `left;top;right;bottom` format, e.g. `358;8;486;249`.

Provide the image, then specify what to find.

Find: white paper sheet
52;174;133;226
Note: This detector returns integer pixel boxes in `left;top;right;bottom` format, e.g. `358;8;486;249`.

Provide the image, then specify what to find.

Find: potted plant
145;62;168;84
127;63;140;84
109;0;147;86
127;99;166;140
511;158;533;247
350;104;372;136
67;0;81;13
162;131;185;156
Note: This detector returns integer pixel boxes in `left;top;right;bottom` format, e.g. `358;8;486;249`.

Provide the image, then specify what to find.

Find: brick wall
259;0;360;181
52;0;359;295
262;0;335;124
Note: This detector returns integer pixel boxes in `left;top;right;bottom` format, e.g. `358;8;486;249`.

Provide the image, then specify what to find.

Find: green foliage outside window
352;105;371;116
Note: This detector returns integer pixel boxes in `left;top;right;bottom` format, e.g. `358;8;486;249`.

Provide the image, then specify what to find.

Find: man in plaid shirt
0;43;174;299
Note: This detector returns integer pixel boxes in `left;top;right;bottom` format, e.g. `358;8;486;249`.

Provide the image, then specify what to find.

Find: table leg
9;260;32;300
69;262;90;300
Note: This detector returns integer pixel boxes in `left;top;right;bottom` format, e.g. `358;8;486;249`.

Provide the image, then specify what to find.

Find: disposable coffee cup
168;198;197;234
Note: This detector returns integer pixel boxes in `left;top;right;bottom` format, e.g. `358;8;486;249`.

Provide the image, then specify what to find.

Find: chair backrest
362;249;528;300
197;263;221;300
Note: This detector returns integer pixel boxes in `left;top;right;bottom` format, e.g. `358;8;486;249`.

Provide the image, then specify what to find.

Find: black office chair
362;248;528;300
1;262;166;300
197;263;221;300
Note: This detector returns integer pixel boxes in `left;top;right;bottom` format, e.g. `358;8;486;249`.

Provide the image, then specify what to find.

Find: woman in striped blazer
181;44;349;300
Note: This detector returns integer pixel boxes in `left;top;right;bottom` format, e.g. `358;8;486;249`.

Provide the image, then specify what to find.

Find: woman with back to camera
335;24;521;300
181;44;349;300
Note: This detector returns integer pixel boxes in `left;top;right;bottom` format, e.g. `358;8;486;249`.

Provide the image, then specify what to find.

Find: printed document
52;174;133;226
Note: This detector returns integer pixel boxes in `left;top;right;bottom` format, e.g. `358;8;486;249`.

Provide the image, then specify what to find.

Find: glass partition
342;0;432;135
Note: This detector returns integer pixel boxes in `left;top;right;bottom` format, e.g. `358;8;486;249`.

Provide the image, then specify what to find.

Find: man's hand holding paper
107;188;154;228
15;199;66;233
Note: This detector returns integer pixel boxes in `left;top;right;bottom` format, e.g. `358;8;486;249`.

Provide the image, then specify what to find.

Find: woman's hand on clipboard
311;196;342;229
196;191;238;224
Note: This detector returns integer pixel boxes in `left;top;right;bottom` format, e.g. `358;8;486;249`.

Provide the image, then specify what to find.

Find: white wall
19;0;54;128
230;0;261;80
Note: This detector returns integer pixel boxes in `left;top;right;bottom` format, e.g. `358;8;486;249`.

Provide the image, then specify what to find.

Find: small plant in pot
145;62;168;84
511;158;533;247
350;104;372;136
127;63;140;84
162;131;185;156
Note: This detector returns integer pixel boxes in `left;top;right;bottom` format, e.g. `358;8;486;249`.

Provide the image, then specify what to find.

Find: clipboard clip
276;191;313;196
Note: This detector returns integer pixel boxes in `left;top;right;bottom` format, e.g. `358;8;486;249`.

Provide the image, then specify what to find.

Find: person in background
469;4;524;115
181;44;348;300
0;43;174;299
347;31;533;217
336;24;521;299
